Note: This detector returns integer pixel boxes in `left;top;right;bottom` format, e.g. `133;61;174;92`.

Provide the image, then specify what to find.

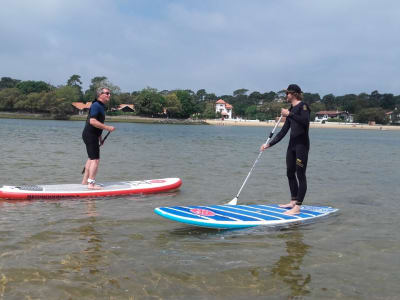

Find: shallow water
0;118;399;299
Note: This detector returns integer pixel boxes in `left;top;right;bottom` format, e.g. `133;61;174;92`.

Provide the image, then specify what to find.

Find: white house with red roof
215;99;233;119
315;110;352;122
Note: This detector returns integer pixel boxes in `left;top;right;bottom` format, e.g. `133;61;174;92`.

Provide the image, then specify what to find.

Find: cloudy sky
1;0;399;96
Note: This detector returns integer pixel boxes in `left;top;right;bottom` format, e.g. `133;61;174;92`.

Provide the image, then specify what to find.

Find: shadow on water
271;229;311;298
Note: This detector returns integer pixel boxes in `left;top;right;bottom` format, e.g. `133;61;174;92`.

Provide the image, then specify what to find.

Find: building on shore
72;102;92;115
215;99;233;119
315;110;353;123
72;102;135;114
386;107;400;124
113;104;135;112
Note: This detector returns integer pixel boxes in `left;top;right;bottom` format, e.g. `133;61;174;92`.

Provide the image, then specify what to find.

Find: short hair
96;87;110;97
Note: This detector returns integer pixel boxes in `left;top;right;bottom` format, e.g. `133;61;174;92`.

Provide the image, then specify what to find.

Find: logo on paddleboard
149;179;167;183
190;208;216;216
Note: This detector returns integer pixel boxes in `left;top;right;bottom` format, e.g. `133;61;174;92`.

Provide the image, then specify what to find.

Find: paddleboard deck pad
154;204;338;229
0;178;182;200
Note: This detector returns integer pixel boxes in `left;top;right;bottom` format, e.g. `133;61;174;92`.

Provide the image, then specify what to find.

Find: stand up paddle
227;115;284;205
81;131;111;174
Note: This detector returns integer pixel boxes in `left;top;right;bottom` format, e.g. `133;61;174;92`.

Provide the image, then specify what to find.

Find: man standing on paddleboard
260;84;310;215
82;87;115;189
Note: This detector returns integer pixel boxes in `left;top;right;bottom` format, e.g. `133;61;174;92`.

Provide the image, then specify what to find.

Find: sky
1;0;399;96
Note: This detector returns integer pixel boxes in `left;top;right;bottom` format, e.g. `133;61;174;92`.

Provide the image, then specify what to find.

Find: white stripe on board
203;206;265;221
220;205;286;220
257;205;314;218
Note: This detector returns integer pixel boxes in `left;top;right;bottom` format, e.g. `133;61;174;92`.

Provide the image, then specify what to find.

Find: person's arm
287;105;310;127
268;119;290;147
89;118;114;131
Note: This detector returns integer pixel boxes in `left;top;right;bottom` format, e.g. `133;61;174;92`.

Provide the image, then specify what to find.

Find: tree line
0;75;399;123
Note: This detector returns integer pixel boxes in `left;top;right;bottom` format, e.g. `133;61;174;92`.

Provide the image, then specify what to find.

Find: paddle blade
227;197;237;205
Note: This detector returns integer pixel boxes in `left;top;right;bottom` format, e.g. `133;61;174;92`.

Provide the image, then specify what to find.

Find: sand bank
205;119;400;131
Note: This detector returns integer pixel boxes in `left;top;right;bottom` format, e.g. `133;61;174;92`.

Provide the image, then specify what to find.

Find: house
72;102;92;115
116;104;135;112
215;99;233;119
315;110;352;122
386;107;400;124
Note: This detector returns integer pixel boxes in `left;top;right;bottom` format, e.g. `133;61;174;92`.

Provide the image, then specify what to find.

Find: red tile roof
216;99;226;104
72;102;92;110
118;104;135;110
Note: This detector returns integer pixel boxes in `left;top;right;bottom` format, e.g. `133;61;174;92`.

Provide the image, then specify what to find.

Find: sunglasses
102;92;111;96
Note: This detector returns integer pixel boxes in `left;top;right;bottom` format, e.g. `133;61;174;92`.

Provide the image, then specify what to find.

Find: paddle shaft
81;131;111;174
233;115;284;201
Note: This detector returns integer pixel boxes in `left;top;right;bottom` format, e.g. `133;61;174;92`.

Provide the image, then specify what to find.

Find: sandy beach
205;119;400;131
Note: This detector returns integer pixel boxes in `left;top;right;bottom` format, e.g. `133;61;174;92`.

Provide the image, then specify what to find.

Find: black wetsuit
269;102;311;205
82;101;105;160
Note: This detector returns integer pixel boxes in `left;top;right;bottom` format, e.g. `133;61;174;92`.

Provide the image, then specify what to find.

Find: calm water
0;118;399;299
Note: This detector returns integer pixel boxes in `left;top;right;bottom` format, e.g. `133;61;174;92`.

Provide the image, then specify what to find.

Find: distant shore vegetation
0;75;399;124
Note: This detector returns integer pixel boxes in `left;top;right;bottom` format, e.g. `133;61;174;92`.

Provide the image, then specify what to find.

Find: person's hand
260;143;270;152
281;108;290;117
107;126;115;132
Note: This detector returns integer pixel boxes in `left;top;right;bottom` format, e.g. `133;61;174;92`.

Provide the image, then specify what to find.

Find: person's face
99;89;111;102
286;92;295;102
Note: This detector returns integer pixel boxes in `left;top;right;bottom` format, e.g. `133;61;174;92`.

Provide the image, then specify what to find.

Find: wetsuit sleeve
269;119;290;147
287;105;310;127
89;103;101;118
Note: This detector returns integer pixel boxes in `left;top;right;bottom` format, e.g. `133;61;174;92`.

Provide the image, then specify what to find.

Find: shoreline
205;119;400;131
1;112;399;130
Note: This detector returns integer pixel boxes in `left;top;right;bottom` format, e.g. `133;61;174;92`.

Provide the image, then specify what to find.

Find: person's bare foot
88;183;102;190
284;205;301;215
279;200;296;208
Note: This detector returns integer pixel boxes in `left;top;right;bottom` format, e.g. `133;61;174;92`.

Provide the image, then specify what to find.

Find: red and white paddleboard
0;178;182;200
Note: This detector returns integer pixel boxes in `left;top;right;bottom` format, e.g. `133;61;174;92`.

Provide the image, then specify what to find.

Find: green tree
14;92;41;112
0;77;21;90
262;91;277;103
16;80;53;94
381;93;395;110
201;102;217;119
196;89;207;101
310;102;326;120
355;107;387;124
245;105;257;119
303;93;321;105
67;74;82;87
0;88;24;111
176;90;196;118
233;89;248;97
248;91;263;105
136;87;165;116
55;86;82;103
258;102;286;120
322;94;336;110
164;93;182;118
66;74;83;100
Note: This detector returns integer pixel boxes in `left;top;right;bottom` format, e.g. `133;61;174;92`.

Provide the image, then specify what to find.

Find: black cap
285;84;302;94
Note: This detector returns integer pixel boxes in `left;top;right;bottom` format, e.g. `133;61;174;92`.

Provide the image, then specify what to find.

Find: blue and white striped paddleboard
154;204;338;229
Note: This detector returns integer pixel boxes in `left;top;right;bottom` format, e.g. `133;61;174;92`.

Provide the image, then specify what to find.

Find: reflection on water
1;119;399;299
271;230;311;298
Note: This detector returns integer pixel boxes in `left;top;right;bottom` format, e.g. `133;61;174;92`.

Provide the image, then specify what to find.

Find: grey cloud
1;0;399;96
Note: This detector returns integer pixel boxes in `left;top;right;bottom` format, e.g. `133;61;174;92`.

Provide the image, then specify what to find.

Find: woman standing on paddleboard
82;87;115;189
260;84;310;215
